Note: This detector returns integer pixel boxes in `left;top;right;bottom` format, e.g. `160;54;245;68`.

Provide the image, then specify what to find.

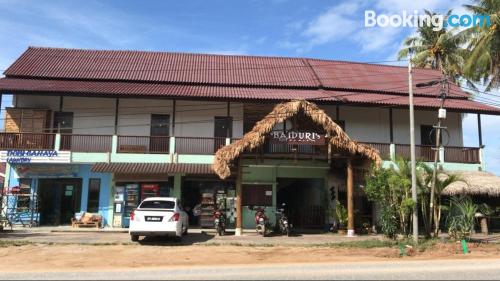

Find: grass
0;240;33;248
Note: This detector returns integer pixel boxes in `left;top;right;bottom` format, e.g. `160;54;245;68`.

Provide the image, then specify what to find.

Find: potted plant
335;200;348;234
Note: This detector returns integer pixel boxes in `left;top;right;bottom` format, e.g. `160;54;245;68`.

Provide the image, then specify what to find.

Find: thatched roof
442;171;500;197
213;99;382;179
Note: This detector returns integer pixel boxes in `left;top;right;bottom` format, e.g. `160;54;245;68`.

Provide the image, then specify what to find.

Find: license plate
145;216;163;222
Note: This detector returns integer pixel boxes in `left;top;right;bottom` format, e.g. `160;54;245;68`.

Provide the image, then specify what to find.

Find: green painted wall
240;161;329;229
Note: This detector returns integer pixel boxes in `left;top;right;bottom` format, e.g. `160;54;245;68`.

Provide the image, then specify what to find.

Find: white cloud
303;3;359;46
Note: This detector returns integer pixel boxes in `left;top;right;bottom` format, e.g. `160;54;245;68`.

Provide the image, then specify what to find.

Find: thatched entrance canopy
213;99;382;179
442;171;500;197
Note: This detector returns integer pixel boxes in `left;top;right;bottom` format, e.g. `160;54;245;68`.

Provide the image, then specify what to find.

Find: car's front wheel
131;235;139;242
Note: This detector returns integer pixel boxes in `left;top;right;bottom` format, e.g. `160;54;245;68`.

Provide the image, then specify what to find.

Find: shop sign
0;150;71;164
269;131;325;145
14;165;79;178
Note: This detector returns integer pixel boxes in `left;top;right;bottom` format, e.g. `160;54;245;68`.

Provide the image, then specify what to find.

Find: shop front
213;100;382;236
5;164;112;226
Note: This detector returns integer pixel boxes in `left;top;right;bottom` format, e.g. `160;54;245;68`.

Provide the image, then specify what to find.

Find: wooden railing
117;135;170;154
444;146;480;164
0;133;55;150
0;132;483;164
60;134;113;152
360;142;391;160
395;144;435;162
175;137;226;154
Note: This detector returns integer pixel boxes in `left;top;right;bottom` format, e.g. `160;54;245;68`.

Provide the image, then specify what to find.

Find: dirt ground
0;241;499;272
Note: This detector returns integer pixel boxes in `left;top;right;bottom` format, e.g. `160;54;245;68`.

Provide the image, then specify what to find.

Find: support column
347;158;355;237
477;114;483;147
389;108;394;143
114;98;119;135
172;174;182;198
235;159;243;236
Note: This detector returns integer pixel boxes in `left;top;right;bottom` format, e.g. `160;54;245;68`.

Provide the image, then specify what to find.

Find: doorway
277;178;325;230
38;178;82;225
214;116;232;152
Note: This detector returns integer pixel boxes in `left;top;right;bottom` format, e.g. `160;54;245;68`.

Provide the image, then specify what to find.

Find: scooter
213;209;226;236
254;207;270;237
275;203;291;236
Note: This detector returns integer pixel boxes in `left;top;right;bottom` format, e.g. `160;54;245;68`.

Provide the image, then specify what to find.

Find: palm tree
398;10;468;82
419;164;465;237
462;0;500;91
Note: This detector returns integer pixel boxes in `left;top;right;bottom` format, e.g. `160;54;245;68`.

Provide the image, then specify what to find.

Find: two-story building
0;47;498;234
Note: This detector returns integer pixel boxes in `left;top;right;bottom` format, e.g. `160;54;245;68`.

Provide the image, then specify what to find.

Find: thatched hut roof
442;171;500;196
213;99;382;179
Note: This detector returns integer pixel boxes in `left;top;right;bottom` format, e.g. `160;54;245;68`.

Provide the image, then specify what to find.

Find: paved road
2;259;499;280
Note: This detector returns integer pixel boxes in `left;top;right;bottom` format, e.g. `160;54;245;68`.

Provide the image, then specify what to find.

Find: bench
71;212;102;229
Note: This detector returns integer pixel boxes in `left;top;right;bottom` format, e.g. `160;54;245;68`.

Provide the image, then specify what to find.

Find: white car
129;197;189;242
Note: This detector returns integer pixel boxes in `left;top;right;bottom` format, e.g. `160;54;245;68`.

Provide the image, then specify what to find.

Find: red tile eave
0;77;499;115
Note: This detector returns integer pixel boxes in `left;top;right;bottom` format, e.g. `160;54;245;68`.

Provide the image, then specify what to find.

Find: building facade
0;47;498;232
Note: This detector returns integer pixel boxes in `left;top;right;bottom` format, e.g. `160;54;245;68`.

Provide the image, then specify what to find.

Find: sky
0;0;499;174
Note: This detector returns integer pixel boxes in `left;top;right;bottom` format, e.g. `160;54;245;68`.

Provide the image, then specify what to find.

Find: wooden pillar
235;159;243;236
477;114;483;147
389;108;394;143
114;98;119;135
172;99;176;135
347;158;355;237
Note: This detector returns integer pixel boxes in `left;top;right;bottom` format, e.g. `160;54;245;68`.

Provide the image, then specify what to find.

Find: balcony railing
444;146;480;164
360;142;391;160
395;144;435;162
175;137;226;155
0;133;55;150
117;135;170;154
0;132;483;164
60;134;113;152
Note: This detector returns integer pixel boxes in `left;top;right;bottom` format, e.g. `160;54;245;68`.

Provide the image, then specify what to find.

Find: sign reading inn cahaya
269;131;325;145
0;150;71;164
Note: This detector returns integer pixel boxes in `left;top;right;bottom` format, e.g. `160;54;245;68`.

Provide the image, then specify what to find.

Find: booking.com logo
365;10;491;31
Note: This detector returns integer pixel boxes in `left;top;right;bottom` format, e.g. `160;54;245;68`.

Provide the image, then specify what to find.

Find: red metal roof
0;77;498;114
4;47;462;96
91;163;214;174
0;46;498;114
5;47;319;88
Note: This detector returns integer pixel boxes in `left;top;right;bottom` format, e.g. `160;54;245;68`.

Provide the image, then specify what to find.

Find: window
140;200;175;209
242;184;272;206
53;112;74;134
335;120;345;131
150;114;170;136
87;179;101;213
214;116;233;138
420;125;439;146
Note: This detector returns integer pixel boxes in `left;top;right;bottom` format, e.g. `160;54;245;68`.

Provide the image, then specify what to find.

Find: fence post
439;146;445;165
54;133;61;151
111;135;118;154
225;137;230;146
390;143;396;161
169;136;176;155
479;147;486;171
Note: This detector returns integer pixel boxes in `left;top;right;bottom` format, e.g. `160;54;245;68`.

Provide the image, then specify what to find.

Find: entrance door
214;117;232;152
150;114;170;153
38;179;82;225
277;178;325;230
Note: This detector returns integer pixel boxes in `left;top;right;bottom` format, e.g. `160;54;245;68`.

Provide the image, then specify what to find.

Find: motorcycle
213;209;226;236
254;207;270;236
275;203;291;236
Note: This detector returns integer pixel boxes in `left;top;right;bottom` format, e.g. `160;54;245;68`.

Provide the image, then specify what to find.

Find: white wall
320;105;463;146
14;95;244;138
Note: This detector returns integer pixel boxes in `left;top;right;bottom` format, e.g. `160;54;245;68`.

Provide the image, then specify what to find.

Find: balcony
0;132;483;165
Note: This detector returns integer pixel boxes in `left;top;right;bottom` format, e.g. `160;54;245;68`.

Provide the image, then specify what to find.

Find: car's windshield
139;200;175;209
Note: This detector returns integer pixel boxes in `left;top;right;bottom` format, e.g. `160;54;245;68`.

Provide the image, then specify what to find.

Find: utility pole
428;78;448;237
408;59;418;244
